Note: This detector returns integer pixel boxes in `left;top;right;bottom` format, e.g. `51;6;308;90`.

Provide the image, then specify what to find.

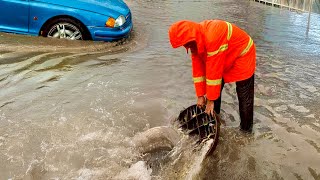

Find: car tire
42;17;91;40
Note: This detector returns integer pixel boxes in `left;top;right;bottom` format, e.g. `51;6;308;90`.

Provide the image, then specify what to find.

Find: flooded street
0;0;320;179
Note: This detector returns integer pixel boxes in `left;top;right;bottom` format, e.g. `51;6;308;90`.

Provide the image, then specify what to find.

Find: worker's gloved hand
197;96;206;108
205;99;215;116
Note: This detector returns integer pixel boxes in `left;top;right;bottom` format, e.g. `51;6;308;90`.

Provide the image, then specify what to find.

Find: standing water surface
0;0;319;179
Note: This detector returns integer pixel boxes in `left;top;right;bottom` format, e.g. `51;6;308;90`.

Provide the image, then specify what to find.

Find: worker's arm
205;49;225;101
204;21;229;115
191;53;206;106
205;50;226;116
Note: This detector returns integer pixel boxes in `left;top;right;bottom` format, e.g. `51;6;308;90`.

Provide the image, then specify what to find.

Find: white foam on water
77;130;115;142
24;159;46;179
115;161;152;180
186;139;214;180
299;93;310;99
267;99;284;104
288;104;310;113
305;114;315;118
274;105;288;112
76;168;104;180
0;112;7;121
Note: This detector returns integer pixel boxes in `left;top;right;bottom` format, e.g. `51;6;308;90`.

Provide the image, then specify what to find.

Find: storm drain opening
176;104;220;156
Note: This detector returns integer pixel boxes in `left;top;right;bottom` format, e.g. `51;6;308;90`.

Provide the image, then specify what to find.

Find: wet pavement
0;0;320;179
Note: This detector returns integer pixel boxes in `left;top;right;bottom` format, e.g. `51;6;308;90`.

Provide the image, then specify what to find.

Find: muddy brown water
0;0;320;179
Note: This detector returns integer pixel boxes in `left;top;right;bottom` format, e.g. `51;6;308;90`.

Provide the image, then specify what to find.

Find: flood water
0;0;320;179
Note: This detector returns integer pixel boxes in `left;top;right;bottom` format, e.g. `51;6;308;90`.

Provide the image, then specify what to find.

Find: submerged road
0;0;319;179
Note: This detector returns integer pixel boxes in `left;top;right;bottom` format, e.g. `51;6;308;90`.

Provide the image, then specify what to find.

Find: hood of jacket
168;20;205;54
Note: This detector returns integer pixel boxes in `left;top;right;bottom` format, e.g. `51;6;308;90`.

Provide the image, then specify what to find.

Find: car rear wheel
42;18;91;40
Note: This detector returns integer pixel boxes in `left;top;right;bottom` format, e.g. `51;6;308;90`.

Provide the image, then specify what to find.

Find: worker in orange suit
169;20;256;132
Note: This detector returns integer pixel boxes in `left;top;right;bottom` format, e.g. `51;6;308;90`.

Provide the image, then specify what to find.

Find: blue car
0;0;133;41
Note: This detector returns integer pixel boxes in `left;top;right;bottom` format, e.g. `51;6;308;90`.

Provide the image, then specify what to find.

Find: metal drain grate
176;104;220;155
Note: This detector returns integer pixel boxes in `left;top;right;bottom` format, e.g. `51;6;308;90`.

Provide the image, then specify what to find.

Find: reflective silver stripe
226;22;232;41
240;37;253;57
206;78;222;86
193;76;205;83
207;44;228;57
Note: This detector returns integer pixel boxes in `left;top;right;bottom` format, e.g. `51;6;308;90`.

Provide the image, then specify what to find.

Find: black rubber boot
214;79;225;114
236;74;254;132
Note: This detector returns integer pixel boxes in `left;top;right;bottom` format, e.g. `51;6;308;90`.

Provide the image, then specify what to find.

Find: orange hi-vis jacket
169;20;256;100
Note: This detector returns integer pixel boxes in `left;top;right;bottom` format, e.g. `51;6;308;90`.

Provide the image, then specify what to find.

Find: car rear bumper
87;23;133;42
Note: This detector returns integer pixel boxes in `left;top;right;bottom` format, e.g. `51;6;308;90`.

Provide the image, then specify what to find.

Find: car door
0;0;29;33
